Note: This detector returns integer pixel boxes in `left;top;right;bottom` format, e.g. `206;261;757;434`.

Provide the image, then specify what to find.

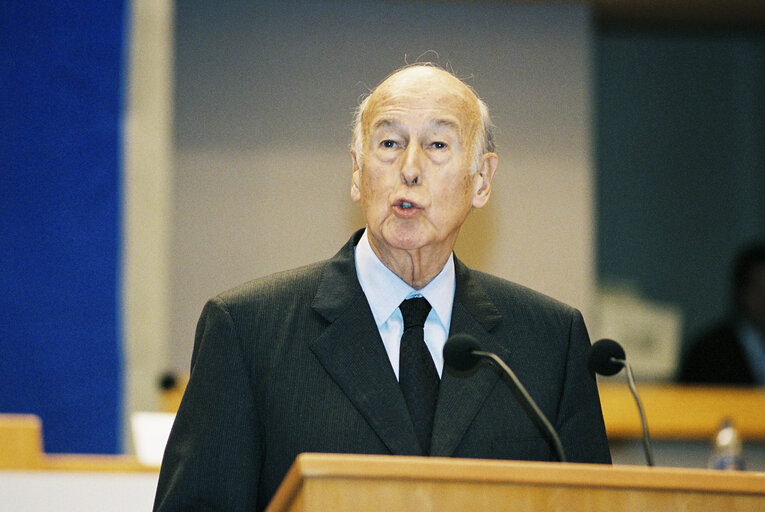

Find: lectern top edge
286;453;765;495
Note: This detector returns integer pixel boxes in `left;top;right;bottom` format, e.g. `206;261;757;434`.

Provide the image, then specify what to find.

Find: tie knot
399;297;432;330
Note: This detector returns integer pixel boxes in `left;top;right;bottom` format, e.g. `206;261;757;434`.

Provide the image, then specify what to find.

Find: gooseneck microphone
588;338;655;466
443;334;567;463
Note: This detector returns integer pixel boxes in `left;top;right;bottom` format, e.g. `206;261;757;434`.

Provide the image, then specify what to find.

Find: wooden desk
0;414;156;472
599;383;765;440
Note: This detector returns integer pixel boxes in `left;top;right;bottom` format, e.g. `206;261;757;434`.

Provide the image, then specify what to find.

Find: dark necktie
398;297;439;455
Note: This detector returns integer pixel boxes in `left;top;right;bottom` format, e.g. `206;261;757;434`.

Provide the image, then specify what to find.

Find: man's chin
376;225;427;250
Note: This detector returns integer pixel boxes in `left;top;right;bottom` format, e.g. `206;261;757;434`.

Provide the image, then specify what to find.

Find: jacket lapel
309;230;421;456
430;258;504;457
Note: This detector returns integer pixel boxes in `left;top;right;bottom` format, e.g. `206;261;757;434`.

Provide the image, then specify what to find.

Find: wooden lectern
266;453;765;512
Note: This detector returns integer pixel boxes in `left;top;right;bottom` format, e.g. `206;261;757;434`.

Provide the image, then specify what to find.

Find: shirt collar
354;229;455;329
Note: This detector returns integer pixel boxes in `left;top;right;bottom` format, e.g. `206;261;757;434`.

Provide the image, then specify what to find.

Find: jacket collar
309;229;503;456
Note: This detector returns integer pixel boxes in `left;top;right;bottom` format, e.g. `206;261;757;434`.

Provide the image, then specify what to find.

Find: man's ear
350;150;361;202
471;153;498;209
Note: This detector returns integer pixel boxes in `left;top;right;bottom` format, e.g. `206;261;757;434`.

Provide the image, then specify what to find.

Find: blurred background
2;0;764;470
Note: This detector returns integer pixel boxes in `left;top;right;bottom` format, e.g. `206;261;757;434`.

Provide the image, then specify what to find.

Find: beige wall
122;0;174;447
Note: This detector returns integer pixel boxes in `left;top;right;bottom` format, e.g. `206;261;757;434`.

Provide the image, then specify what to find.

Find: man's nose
401;144;424;186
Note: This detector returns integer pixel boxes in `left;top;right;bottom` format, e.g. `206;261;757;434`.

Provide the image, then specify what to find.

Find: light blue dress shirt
354;230;455;380
737;320;765;385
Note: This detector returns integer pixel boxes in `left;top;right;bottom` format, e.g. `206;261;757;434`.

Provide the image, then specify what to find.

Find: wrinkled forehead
363;67;482;142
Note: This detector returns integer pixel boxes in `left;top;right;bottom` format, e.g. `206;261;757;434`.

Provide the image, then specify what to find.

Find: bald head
352;64;494;174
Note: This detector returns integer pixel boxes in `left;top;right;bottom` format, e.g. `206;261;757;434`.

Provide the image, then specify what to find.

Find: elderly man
154;64;611;512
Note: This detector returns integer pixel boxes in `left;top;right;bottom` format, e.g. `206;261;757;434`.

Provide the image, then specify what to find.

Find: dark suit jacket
677;321;757;385
154;230;611;511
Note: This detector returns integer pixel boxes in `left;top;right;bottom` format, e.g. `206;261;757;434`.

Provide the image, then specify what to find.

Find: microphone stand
612;357;655;466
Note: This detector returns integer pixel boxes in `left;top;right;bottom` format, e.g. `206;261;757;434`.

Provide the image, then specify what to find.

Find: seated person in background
154;64;611;512
678;242;765;385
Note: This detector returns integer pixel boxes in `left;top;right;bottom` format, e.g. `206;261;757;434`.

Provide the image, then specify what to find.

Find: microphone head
588;338;626;376
443;334;482;372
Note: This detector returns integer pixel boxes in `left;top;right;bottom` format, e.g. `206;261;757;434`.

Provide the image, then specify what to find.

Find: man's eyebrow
371;119;401;131
370;118;461;132
429;118;460;131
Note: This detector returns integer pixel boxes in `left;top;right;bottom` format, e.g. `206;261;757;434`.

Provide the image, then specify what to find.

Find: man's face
350;67;496;262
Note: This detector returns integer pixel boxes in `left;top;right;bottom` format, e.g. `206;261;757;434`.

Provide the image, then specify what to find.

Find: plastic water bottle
709;419;744;470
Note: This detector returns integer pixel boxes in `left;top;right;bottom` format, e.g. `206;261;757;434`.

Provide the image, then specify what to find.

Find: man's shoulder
215;259;329;309
687;320;740;350
465;267;576;315
216;231;360;307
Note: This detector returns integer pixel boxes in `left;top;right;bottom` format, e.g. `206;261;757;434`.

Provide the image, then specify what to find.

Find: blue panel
595;28;765;343
0;2;125;453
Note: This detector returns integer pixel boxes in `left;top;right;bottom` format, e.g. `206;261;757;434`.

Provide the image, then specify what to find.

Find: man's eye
430;141;447;149
380;140;398;149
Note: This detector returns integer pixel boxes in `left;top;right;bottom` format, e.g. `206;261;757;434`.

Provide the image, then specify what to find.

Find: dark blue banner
0;2;125;453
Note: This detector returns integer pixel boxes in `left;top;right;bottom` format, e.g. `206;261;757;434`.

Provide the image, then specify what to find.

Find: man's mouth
392;199;421;218
395;198;418;209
